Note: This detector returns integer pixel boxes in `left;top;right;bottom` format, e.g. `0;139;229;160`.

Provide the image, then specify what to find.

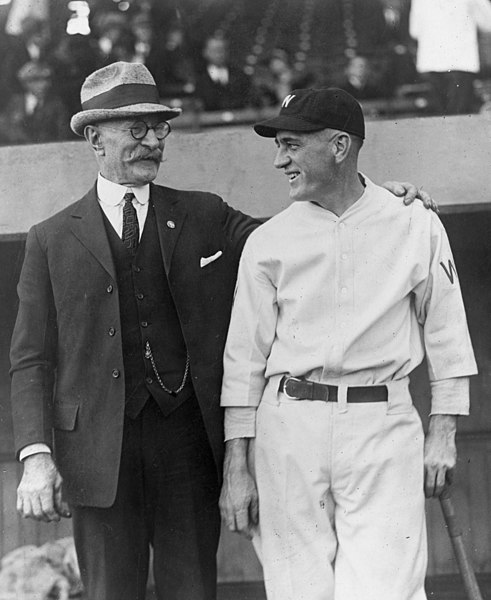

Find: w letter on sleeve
440;260;456;284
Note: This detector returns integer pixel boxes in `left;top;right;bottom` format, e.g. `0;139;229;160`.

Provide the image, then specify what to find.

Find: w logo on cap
281;94;296;108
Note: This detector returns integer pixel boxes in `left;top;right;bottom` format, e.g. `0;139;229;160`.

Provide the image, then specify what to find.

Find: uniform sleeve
413;215;477;412
221;238;278;408
10;226;57;457
224;406;257;440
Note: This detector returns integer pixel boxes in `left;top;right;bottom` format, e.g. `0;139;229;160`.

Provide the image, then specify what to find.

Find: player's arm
220;238;278;535
414;217;477;497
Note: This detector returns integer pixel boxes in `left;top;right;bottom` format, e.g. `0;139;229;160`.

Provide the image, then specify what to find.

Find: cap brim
254;115;326;137
70;103;182;136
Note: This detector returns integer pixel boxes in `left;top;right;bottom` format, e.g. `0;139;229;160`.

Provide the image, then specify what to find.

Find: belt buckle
283;376;302;399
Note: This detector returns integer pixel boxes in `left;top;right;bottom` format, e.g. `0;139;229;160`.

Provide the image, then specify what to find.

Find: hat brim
254;115;326;137
70;103;182;136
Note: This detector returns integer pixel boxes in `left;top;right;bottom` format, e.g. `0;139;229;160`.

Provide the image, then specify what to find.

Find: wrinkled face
204;38;228;67
94;115;166;186
274;129;338;203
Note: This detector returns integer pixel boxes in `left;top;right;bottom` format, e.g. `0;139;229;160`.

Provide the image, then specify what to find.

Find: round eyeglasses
129;121;171;140
100;121;172;140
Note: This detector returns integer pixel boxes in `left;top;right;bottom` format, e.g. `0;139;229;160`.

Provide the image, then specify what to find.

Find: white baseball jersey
221;177;477;414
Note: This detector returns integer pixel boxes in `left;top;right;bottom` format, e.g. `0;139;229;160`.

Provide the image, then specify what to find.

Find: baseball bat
439;486;484;600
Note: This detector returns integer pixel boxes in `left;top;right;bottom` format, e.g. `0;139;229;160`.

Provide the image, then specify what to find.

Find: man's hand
17;453;71;522
382;181;438;212
219;438;258;539
424;415;457;498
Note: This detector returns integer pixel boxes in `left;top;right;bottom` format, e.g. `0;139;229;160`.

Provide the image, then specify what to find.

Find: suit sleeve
10;225;58;457
220;200;261;262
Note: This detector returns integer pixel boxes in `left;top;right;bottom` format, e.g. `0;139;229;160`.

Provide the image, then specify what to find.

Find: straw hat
70;61;181;136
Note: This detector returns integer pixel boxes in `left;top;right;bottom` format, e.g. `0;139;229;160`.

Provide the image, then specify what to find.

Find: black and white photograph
1;1;491;599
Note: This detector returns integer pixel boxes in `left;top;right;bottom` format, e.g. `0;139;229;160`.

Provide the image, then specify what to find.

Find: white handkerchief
200;250;223;268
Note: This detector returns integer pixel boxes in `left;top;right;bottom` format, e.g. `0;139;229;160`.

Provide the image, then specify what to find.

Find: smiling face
90;115;166;186
274;129;339;203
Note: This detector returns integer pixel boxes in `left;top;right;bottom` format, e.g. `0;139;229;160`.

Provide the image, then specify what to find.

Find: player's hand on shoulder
382;181;439;212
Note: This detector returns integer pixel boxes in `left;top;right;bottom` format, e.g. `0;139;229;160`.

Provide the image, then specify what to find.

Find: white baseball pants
252;379;428;600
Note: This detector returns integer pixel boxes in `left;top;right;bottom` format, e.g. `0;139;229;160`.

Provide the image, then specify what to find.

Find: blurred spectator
154;25;196;99
195;35;259;111
410;0;491;114
254;49;295;106
0;61;70;145
338;55;394;100
103;29;137;65
51;34;98;116
92;11;131;67
0;16;51;109
254;48;315;106
130;15;195;99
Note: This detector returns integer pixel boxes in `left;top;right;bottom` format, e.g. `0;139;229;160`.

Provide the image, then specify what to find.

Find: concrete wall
1;113;491;238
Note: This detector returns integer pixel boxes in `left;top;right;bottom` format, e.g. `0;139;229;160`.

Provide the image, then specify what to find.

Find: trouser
72;395;220;600
253;379;427;600
426;70;476;115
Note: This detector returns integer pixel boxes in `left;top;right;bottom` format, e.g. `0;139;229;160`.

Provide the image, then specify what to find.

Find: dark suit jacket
10;183;259;507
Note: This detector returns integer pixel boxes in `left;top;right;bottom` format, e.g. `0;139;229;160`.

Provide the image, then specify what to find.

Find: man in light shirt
410;0;491;114
10;62;435;600
220;88;477;600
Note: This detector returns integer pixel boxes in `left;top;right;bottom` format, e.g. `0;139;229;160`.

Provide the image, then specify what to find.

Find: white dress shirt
19;174;150;461
410;0;491;73
222;177;477;439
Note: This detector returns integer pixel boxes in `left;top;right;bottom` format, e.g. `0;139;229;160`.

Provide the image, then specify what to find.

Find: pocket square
200;250;223;268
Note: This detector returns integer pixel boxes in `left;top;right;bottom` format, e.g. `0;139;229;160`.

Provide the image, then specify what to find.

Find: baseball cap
254;87;365;139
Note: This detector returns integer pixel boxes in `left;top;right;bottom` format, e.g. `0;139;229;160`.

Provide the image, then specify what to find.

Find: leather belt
279;376;388;403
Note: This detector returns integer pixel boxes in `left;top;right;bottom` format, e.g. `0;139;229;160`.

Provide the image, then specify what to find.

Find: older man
10;61;259;600
220;88;477;600
10;63;433;600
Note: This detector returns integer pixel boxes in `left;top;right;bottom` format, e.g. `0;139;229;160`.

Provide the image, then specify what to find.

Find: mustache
131;150;163;162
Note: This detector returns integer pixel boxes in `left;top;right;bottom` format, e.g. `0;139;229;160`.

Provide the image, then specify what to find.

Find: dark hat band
82;83;160;111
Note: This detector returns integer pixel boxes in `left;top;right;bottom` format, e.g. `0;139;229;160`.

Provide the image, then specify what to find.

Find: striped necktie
122;192;139;253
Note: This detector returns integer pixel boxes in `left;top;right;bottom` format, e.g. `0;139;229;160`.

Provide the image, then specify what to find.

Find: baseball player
219;88;477;600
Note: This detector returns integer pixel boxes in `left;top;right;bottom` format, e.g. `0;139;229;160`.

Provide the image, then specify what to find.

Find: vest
103;201;193;418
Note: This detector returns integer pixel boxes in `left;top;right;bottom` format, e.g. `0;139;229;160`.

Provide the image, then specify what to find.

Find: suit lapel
151;184;187;274
69;185;117;281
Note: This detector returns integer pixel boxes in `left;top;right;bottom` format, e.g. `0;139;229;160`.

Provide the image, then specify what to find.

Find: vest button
141;321;148;328
112;369;120;378
108;327;116;336
136;293;144;300
133;265;141;273
106;284;113;293
145;377;153;385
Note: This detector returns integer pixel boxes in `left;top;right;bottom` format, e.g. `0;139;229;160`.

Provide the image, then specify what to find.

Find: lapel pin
166;220;176;229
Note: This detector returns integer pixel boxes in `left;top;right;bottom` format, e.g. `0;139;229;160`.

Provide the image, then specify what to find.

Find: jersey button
112;369;120;378
133;265;141;273
108;327;116;336
106;284;113;293
141;321;148;328
146;377;153;385
136;293;144;300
